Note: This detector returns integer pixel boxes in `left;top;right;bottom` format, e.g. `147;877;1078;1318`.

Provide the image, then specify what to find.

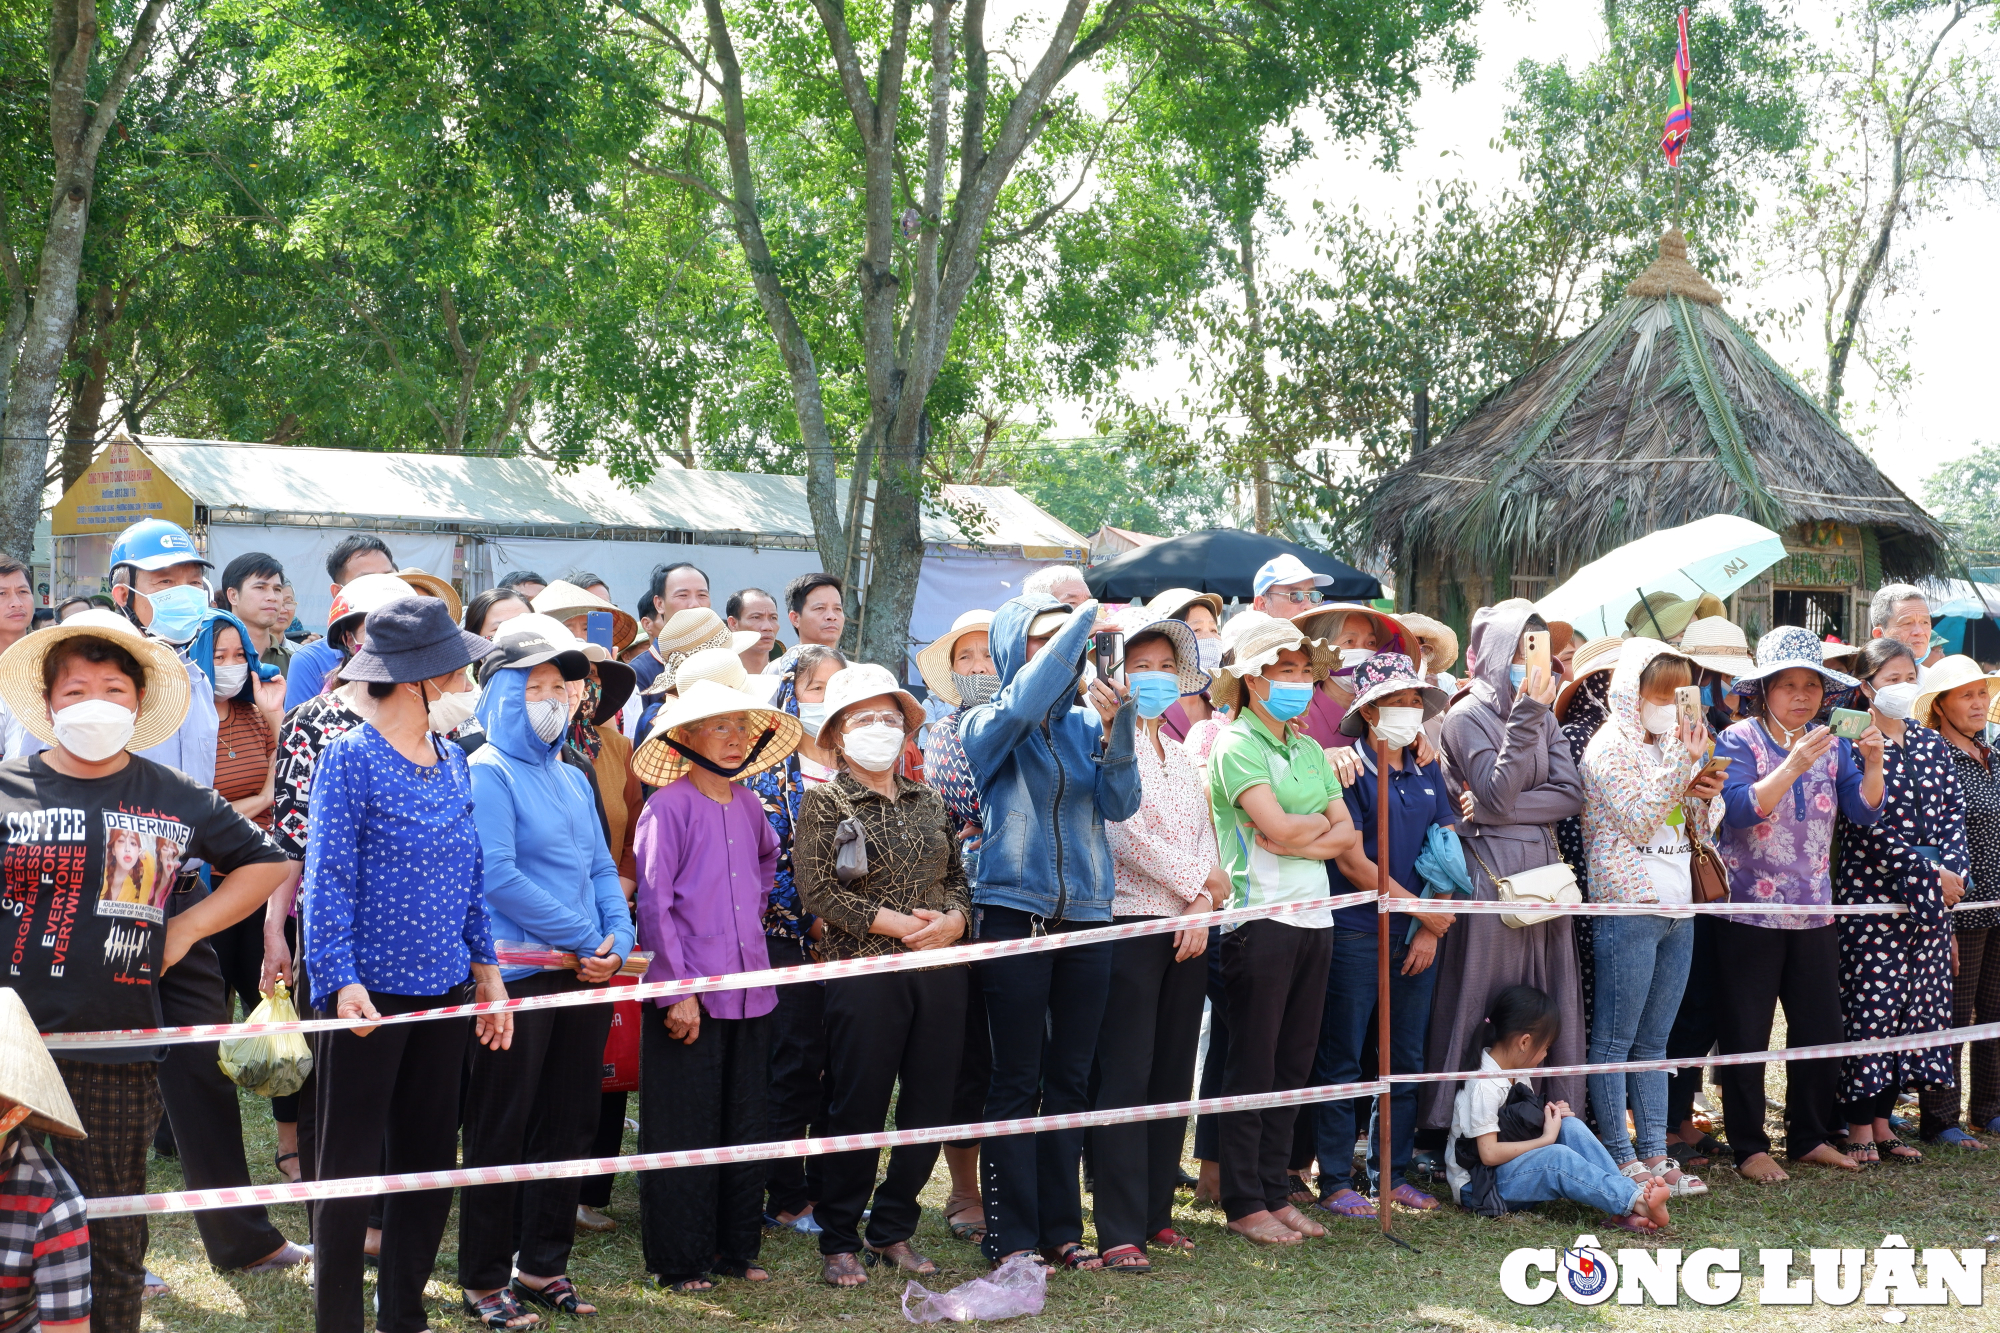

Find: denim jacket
958;595;1141;923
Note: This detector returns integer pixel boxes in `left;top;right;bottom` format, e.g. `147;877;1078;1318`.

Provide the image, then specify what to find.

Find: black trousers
1192;927;1229;1161
1666;914;1724;1131
817;967;968;1255
1841;1087;1899;1125
975;906;1113;1261
50;1058;160;1333
1713;921;1844;1162
1090;925;1206;1251
763;942;828;1217
638;1009;771;1282
211;908;301;1122
311;987;472;1333
579;1091;627;1209
458;971;614;1288
945;967;991;1146
156;883;292;1270
1217;920;1332;1220
1920;926;2000;1136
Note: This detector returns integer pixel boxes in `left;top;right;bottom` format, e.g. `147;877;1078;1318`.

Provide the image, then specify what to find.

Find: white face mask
797;700;829;738
1339;647;1376;671
1640;700;1678;736
428;687;478;735
210;662;248;699
1871;681;1921;722
52;698;137;762
1195;637;1223;673
843;723;905;772
1372;706;1425;751
526;697;569;743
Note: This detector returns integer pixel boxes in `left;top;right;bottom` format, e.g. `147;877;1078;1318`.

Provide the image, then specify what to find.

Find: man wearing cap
285;534;398;709
1250;554;1332;619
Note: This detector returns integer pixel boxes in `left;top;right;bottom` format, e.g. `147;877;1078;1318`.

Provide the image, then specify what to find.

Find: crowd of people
0;522;1994;1330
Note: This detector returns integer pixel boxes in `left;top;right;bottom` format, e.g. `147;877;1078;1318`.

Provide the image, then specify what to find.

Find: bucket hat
1207;611;1335;711
821;662;925;738
1337;652;1450;737
633;678;802;786
1146;587;1225;626
340;596;498;684
395;569;463;625
1679;616;1754;678
0;990;84;1138
1114;610;1210;696
1728;625;1861;698
0;610;190;752
916;610;995;705
1554;635;1623;722
532;580;639;653
1397;612;1459;675
1911;655;2000;730
327;573;419;645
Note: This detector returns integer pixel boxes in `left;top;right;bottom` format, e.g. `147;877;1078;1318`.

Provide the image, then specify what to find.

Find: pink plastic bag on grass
901;1252;1048;1323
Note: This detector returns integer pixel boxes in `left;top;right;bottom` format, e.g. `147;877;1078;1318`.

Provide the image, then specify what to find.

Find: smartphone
1699;755;1733;777
1521;630;1549;679
586;610;615;652
1674;685;1704;732
1828;707;1871;740
1093;629;1122;679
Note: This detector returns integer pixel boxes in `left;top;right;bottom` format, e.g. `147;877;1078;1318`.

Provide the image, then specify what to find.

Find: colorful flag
1662;6;1692;166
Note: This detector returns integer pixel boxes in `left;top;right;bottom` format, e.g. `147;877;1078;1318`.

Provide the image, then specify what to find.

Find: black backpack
1454;1081;1545;1217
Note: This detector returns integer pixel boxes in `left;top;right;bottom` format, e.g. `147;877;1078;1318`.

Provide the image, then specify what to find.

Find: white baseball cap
1252;553;1333;597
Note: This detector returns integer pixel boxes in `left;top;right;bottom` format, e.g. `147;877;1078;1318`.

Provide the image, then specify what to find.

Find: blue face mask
1508;664;1527;691
138;583;210;644
1126;671;1182;719
1259;679;1314;722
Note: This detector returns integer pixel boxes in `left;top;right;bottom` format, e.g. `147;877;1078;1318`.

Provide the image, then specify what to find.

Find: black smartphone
1092;628;1122;678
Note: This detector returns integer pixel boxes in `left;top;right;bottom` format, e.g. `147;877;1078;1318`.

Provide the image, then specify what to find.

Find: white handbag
1466;843;1581;928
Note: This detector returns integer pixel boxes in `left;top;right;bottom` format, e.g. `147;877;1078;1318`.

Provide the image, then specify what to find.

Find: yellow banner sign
51;439;194;535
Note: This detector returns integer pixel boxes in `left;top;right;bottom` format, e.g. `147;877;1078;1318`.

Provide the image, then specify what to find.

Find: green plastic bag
217;980;314;1098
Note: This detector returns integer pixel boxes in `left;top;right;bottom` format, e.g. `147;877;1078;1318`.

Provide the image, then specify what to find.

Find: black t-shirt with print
0;753;287;1061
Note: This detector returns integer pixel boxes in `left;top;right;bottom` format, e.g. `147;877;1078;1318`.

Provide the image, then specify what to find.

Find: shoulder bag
1463;838;1580;929
1685;800;1729;904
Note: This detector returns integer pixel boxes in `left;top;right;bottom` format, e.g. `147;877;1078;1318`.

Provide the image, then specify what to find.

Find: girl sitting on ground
1445;985;1672;1233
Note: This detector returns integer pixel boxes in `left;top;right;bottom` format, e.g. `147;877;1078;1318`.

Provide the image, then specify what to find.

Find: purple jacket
634;777;781;1018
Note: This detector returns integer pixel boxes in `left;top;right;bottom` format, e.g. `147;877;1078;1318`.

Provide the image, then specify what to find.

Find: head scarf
565;673;605;763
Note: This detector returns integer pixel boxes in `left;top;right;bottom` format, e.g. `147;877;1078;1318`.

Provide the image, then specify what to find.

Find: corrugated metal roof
119;436;1080;551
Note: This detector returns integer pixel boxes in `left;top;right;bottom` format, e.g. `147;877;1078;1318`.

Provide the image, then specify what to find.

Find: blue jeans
1496;1118;1644;1217
1587;913;1695;1163
1311;929;1438;1194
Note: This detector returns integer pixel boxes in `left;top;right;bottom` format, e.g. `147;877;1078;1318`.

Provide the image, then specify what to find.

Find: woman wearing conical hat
0;989;91;1332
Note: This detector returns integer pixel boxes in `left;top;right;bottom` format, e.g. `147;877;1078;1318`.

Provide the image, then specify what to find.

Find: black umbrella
1083;528;1382;604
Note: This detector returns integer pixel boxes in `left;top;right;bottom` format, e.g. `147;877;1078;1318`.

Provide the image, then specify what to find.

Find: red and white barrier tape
1391;897;1991;916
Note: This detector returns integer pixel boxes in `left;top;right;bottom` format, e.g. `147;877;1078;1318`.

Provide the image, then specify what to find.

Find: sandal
1315;1188;1376;1219
1836;1138;1878;1165
1926;1126;1984;1149
274;1149;302;1183
463;1289;541;1329
511;1276;596;1317
1100;1244;1151;1273
1149;1227;1196;1252
1387;1182;1438;1211
1876;1136;1922;1163
1041;1243;1102;1270
820;1252;867;1289
1285;1172;1316;1207
658;1275;715;1294
863;1241;936;1275
1665;1140;1710;1171
944;1196;987;1246
710;1261;770;1281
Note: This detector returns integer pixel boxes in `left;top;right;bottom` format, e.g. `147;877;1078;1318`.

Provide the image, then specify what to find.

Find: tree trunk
857;402;928;669
58;283;114;488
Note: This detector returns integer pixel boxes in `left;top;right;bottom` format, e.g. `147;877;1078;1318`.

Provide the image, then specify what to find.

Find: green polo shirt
1207;710;1342;929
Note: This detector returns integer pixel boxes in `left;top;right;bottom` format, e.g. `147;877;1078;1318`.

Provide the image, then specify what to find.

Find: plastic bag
217;980;314;1098
901;1253;1047;1323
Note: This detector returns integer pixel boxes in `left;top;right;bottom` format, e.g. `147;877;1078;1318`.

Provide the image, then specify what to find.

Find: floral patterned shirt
1107;733;1218;917
1714;717;1883;929
1944;737;2000;931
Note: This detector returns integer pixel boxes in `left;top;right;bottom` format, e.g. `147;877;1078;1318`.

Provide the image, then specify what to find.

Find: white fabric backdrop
479;538;827;619
206;524;457;630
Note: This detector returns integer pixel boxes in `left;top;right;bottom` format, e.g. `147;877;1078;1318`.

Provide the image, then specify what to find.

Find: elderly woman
631;678;800;1293
1090;614;1221;1269
1141;589;1224;740
1420;600;1587;1140
1290;603;1410;749
794;663;969;1288
1710;626;1884;1183
1912;656;2000;1147
1831;639;1966;1165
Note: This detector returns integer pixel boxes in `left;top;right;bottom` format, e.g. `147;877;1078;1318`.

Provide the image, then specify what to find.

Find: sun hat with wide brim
1909;654;2000;730
1728;625;1861;698
1114;610;1210;697
1679;615;1754;678
821;662;926;741
395;569;463;625
1624;591;1726;642
1396;612;1459;675
1337;651;1450;737
340;596;499;684
1208;611;1336;711
618;628;652;663
327;573;419;645
0;989;84;1138
1554;635;1623;722
633;678;802;786
1145;587;1226;627
532;580;639;653
916;610;995;705
673;646;784;706
1292;603;1409;659
0;609;190;753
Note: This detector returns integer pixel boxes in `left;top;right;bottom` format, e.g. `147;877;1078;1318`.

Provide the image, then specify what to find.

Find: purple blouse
633;776;781;1019
1714;717;1882;929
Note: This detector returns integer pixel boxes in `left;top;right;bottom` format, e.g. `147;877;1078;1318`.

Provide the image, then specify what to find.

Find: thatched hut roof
1364;229;1950;583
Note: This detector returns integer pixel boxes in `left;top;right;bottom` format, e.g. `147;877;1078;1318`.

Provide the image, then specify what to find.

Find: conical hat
0;990;84;1138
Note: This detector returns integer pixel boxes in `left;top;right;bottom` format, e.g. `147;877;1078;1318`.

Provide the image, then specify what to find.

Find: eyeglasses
1267;589;1324;606
842;710;905;732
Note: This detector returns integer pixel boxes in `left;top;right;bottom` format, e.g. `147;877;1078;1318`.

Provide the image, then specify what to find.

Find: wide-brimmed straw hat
532;580;639;653
1292;603;1407;658
1680;615;1754;678
1397;613;1459;675
916;610;995;705
0;610;190;752
1146;587;1225;627
327;573;418;645
1337;652;1449;737
640;609;763;698
340;596;498;684
1115;610;1210;696
821;662;925;739
1208;611;1336;711
1624;591;1725;642
0;990;84;1138
1911;655;2000;730
1554;635;1623;722
1729;625;1860;697
673;646;783;706
395;569;462;625
633;678;802;785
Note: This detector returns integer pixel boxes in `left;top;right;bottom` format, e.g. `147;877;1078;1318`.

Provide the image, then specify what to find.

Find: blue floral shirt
748;671;811;947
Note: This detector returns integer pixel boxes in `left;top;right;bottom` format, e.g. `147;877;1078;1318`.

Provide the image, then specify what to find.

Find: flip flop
1314;1188;1376;1219
1387;1182;1438;1211
1149;1227;1196;1252
1100;1244;1151;1274
1926;1127;1984;1149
